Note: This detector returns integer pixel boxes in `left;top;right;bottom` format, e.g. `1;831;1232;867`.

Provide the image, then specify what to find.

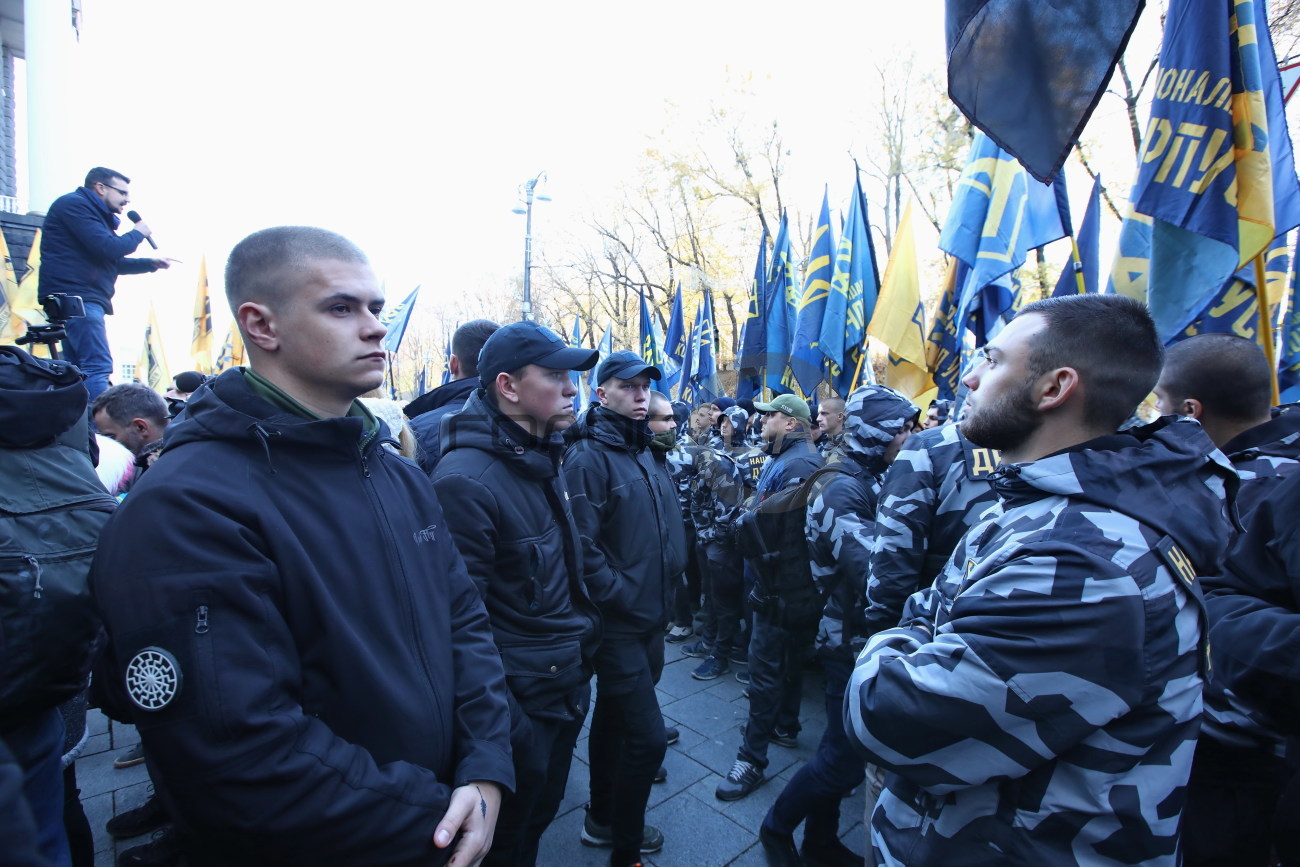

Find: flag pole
1254;253;1281;405
1070;236;1086;294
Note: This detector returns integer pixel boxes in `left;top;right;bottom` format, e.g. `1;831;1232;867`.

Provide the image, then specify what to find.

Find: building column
24;0;80;214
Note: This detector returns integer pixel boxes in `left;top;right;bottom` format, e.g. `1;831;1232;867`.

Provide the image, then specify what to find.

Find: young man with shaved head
92;226;513;867
845;295;1236;865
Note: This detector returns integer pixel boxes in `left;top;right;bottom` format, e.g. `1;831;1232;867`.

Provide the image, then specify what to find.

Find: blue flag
1280;238;1300;402
926;259;968;400
570;317;589;416
664;290;687;364
588;324;613;405
789;189;835;395
684;293;720;404
677;307;696;403
822;172;880;396
640;292;679;395
946;0;1144;183
1113;0;1300;343
1053;176;1102;296
1181;232;1292;342
736;230;770;402
763;211;799;396
380;285;421;354
940;133;1067;343
439;327;453;386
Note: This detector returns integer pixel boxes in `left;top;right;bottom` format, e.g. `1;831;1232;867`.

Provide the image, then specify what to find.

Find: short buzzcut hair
1016;294;1163;431
92;382;168;427
1159;333;1272;422
224;226;369;314
85;167;129;188
452;319;500;378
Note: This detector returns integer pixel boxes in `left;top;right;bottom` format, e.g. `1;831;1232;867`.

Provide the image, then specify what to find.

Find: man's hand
134;221;153;238
433;781;502;867
151;258;178;270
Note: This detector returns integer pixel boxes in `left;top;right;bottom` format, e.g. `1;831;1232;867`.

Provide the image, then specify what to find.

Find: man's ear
448;355;462;378
596;386;608;405
1036;366;1081;412
1183;398;1205;419
496;371;520;406
238;302;278;352
131;418;150;436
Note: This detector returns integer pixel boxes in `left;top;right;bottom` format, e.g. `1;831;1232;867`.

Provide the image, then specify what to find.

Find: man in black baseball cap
433;319;599;866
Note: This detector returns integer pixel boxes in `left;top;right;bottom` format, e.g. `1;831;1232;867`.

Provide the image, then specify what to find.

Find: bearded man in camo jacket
845;295;1236;866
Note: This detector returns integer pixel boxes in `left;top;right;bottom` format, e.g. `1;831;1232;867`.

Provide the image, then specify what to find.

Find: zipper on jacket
24;555;42;598
195;605;210;635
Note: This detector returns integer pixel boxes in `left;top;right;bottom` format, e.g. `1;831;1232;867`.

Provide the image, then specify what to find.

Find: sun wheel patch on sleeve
125;647;183;711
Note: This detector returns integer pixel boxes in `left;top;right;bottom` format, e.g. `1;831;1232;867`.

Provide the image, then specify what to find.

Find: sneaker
680;639;713;659
731;647;748;666
735;668;751;685
759;825;804;867
116;825;182;867
580;806;665;854
802;836;865;867
106;793;168;839
771;727;799;749
665;725;679;746
665;624;693;643
715;758;765;801
691;656;730;681
113;742;146;769
653;765;667;784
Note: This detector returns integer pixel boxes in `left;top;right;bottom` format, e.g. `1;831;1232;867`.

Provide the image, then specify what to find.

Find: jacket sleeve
845;546;1153;795
59;195;149;265
430;470;498;600
92;486;470;864
565;447;636;618
865;442;937;634
1204;487;1300;727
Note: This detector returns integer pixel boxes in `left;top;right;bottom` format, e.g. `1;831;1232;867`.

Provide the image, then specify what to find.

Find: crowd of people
3;210;1300;867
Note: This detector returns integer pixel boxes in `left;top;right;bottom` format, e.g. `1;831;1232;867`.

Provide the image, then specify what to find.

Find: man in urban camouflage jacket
759;385;917;866
845;295;1236;866
865;421;1001;638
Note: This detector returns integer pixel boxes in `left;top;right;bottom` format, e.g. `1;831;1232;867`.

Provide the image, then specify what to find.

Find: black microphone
126;210;158;249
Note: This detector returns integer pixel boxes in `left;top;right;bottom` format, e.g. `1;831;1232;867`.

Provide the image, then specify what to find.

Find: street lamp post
512;172;550;321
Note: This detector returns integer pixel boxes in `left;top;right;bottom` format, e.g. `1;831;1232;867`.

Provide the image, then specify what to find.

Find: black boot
801;835;863;867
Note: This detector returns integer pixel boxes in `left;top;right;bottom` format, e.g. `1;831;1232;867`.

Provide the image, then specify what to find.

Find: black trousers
588;632;668;856
739;611;814;770
1182;735;1290;867
486;689;589;867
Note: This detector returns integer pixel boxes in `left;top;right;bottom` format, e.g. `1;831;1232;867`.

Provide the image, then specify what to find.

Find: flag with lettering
737;230;770;401
664;289;687;365
763;211;799;396
789;188;835;394
1053;175;1102;296
1279;238;1300;401
868;202;934;401
1180;232;1291;342
640;291;679;395
822;171;880;396
191;256;214;373
946;0;1145;182
926;259;967;400
379;285;421;354
1113;0;1300;343
685;291;720;403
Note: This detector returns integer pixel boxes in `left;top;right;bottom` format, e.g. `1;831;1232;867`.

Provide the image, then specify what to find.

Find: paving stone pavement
83;637;869;866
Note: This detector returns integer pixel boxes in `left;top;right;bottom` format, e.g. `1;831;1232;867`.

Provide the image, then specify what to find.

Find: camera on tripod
16;293;86;359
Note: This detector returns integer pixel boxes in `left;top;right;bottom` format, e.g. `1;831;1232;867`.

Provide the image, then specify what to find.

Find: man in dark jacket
431;320;600;867
91;227;514;867
760;385;917;866
406;319;500;472
717;393;822;801
565;350;685;867
846;295;1232;866
39;167;172;401
1153;334;1300;864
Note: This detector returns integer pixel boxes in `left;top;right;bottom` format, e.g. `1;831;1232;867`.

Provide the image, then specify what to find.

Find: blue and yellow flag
789;188;835;395
763;211;799;396
684;292;720;403
664;290;687;365
822;172;880;396
137;302;171;393
736;230;770;401
640;291;678;396
1053;176;1102;297
380;285;421;354
191;256;214;373
1113;0;1300;343
867;202;934;402
1180;232;1291;342
1279;239;1300;402
926;259;967;400
940;131;1068;343
214;323;245;373
589;324;613;404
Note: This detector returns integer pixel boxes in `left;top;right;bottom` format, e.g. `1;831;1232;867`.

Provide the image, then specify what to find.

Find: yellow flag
214;322;245;372
191;256;214;373
0;228;34;345
867;202;934;401
137;302;171;392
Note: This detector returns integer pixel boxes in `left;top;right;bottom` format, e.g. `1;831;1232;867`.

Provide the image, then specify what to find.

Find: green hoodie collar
242;368;380;449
